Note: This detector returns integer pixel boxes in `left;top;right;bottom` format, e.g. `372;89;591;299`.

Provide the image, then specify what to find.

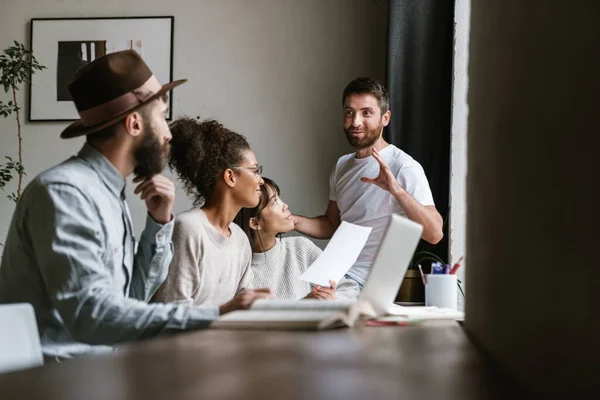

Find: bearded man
0;50;269;362
292;77;443;288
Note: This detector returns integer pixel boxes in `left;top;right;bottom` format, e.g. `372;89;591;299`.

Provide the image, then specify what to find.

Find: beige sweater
153;208;253;306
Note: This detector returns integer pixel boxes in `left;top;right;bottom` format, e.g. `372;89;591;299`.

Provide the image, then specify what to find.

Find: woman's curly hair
168;117;251;205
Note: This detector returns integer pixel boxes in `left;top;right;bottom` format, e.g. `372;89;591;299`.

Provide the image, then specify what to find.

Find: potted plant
397;248;465;303
396;211;465;302
0;40;46;203
0;41;45;252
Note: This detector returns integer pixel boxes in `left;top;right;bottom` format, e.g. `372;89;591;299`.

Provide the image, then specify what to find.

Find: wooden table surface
0;321;519;399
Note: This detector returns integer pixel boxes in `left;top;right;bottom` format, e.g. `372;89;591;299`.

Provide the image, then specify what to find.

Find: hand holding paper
300;221;372;286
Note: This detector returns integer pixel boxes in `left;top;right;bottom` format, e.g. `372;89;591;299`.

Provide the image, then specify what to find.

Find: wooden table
0;321;520;399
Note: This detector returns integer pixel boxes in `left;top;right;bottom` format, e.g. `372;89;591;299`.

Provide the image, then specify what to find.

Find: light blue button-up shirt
0;144;218;360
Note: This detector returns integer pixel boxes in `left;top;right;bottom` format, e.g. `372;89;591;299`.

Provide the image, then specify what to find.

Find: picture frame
28;16;175;122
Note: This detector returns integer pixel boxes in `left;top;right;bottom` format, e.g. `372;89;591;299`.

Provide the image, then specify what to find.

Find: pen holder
425;274;458;309
396;269;425;303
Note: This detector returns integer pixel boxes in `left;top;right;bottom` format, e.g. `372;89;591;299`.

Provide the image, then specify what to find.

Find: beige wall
465;0;599;397
0;0;388;242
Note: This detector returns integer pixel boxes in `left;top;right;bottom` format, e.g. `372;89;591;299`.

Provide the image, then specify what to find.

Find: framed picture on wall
28;16;174;122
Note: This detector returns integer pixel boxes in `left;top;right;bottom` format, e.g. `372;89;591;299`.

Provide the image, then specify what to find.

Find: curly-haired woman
235;177;360;300
152;117;271;313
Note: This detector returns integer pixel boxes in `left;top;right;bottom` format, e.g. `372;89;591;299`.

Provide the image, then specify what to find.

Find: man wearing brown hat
0;50;271;361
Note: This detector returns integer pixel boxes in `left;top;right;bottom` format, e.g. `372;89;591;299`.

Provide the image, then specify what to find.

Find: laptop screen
359;213;423;315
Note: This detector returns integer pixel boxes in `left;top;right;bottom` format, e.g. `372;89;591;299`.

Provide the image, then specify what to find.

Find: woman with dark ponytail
153;117;271;314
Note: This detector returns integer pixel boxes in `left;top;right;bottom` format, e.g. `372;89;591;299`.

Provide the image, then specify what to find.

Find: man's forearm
294;215;336;240
66;292;217;344
392;189;443;244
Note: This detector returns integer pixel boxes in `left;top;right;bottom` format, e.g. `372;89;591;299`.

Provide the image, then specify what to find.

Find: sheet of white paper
300;221;372;286
386;304;464;320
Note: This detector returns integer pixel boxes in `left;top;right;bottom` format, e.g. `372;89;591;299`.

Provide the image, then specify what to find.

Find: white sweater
251;236;360;300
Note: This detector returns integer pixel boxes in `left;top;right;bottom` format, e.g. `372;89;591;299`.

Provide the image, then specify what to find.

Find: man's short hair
342;77;389;114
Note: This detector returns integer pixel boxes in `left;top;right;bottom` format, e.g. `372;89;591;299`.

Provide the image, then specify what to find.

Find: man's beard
344;121;383;149
133;123;169;180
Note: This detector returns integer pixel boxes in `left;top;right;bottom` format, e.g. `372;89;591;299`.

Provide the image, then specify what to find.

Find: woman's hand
304;280;337;300
219;288;273;314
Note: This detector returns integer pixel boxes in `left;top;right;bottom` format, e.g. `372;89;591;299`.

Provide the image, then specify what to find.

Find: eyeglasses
231;165;263;177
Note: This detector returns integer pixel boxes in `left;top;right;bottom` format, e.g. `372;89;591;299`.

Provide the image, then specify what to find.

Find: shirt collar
78;142;127;198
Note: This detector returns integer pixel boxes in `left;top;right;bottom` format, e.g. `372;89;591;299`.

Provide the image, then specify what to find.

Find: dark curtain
385;0;454;267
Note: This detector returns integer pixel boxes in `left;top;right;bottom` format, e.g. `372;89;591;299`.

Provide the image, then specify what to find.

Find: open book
210;300;463;331
211;299;376;330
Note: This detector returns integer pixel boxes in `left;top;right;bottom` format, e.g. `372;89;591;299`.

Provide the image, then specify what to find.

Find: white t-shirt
329;144;435;285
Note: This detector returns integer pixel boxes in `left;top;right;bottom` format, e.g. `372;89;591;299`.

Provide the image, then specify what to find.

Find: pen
449;256;464;274
418;264;427;285
431;262;444;274
444;264;450;274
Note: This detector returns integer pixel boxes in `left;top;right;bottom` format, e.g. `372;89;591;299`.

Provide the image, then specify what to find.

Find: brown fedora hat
60;49;186;139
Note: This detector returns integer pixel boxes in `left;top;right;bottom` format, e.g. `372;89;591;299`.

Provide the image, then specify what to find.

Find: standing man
293;77;443;288
0;50;270;361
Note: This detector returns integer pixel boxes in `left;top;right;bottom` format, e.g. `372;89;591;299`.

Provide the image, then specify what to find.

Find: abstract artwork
29;17;174;121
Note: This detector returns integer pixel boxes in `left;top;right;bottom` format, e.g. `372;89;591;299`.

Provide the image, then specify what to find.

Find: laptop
360;213;464;320
358;213;423;315
0;303;43;374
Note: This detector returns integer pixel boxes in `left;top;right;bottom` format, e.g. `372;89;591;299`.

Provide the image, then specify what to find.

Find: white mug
425;274;458;309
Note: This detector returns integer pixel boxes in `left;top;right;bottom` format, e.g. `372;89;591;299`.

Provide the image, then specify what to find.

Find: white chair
0;303;43;374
